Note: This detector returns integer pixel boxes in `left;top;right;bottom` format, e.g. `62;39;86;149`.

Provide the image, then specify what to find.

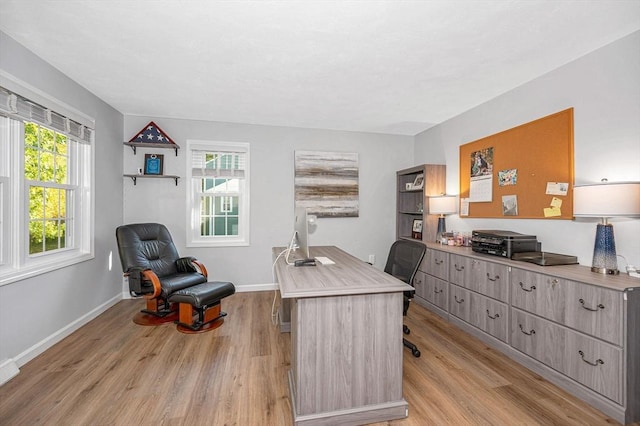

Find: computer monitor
286;206;311;263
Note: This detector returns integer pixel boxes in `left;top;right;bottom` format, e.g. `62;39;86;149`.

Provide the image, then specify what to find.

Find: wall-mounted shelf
124;174;180;185
123;142;180;156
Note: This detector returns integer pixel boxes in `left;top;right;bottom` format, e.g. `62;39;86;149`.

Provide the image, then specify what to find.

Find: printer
471;230;540;258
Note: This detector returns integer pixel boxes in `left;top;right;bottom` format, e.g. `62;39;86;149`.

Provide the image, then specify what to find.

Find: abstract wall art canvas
294;151;359;217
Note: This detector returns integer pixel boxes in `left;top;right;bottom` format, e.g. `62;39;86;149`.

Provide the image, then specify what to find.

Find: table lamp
428;195;457;243
573;180;640;275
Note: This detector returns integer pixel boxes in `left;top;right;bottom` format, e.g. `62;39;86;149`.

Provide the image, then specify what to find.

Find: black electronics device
472;230;540;258
511;251;578;266
294;258;316;267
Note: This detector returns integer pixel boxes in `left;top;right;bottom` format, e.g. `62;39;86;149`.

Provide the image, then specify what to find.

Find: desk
273;246;413;425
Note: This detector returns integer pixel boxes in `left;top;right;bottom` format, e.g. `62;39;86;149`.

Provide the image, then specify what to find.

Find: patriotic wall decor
128;121;177;145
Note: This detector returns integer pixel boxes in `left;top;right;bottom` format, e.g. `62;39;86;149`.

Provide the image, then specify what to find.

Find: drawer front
565;282;622;346
423;248;449;281
511;308;566;373
450;254;508;302
511;308;623;403
449;254;474;287
413;270;427;300
468;292;509;342
565;328;623;403
511;268;568;323
449;285;471;323
424;273;448;311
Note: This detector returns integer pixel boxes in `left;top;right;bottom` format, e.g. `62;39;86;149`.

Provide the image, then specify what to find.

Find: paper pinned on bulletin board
546;182;569;196
543;197;563;217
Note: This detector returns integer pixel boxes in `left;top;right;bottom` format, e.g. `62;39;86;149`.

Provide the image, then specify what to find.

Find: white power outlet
368;254;376;264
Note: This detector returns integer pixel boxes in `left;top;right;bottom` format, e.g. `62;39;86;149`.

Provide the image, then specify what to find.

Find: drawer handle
578;350;604;366
454;264;464;271
579;299;605;311
434;288;443;294
518;324;536;335
519;282;536;292
486;310;500;320
435;259;444;265
486;273;500;282
454;295;465;304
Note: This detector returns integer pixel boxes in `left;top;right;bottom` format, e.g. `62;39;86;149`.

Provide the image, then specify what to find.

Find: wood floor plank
0;291;624;425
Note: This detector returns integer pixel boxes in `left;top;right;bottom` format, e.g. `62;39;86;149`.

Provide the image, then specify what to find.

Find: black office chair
384;239;426;357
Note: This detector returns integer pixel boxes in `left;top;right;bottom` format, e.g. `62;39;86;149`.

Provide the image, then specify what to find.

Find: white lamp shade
573;182;640;217
429;195;457;215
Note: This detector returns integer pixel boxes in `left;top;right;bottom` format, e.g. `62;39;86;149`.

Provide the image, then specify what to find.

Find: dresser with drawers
412;243;640;424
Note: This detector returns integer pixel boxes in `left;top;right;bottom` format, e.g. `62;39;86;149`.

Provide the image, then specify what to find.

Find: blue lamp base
591;223;619;275
436;216;446;243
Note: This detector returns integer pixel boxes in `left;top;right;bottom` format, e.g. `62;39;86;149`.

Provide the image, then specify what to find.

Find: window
187;140;250;247
0;85;94;285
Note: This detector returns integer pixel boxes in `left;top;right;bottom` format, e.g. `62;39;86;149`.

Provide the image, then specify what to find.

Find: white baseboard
12;293;122;369
0;359;20;386
235;282;277;292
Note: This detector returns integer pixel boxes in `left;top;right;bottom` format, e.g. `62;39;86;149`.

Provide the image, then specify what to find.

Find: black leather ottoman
168;281;235;333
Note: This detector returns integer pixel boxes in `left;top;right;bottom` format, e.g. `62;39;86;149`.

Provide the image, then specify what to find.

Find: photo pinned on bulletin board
502;195;518;216
498;169;518;186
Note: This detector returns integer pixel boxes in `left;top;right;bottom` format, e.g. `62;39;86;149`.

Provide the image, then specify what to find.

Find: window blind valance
0;86;93;143
191;149;247;179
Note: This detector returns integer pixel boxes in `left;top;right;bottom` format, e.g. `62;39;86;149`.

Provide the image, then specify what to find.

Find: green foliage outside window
24;122;69;254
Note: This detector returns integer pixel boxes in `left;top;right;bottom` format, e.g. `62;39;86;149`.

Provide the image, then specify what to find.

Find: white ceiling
1;1;639;135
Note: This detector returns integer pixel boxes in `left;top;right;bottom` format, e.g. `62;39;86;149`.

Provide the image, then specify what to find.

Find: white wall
0;32;124;376
415;31;640;268
123;117;415;288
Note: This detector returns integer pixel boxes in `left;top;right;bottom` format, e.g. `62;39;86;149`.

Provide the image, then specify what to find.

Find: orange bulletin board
459;108;574;219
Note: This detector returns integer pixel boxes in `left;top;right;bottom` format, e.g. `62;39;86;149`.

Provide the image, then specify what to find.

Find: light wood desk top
273;245;413;299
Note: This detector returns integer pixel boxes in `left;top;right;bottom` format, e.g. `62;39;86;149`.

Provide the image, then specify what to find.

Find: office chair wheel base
412;349;421;358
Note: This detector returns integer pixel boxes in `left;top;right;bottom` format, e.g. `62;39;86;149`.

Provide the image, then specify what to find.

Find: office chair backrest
384;239;426;285
116;223;180;278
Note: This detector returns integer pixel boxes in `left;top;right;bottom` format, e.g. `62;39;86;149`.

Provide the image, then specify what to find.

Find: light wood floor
0;291;624;425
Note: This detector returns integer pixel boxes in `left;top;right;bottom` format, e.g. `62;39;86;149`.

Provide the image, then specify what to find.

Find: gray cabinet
418;243;640;424
413;247;449;315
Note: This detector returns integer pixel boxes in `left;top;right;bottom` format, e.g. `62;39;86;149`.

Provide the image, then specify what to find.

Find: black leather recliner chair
116;223;235;333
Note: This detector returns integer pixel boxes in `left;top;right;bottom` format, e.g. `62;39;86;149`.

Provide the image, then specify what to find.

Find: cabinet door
565;282;622;346
511;308;566;373
449;285;471;323
424;248;448;281
511;268;567;324
425;273;448;311
468;292;509;342
565;328;623;403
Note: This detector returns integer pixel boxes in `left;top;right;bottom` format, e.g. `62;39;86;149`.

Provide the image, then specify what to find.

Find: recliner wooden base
132;298;178;325
175;303;226;334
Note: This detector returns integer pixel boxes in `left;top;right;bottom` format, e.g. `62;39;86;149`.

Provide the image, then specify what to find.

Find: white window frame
186;140;250;247
0;83;94;286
